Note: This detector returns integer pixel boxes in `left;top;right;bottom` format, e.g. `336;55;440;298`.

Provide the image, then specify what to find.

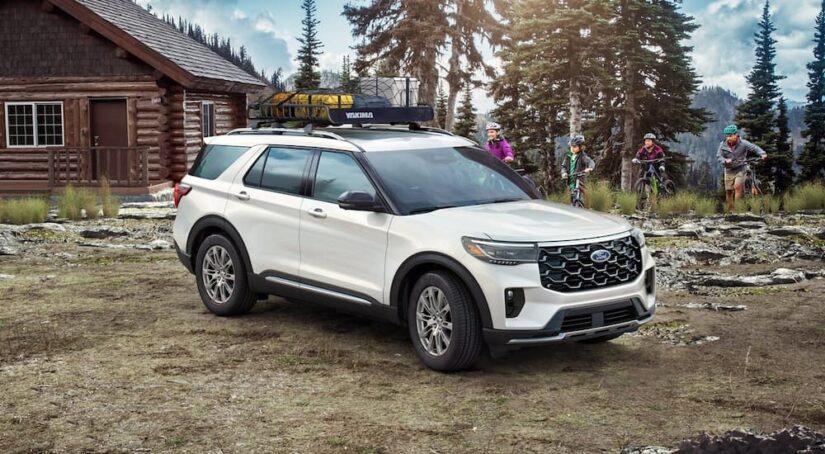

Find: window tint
313;152;375;203
260;147;312;195
243;150;267;187
189;145;249;180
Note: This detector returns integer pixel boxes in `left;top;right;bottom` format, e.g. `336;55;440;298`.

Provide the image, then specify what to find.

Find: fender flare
390;252;493;329
186;215;254;275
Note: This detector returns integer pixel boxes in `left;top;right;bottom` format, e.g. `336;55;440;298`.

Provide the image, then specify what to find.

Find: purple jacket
485;138;514;160
635;144;665;161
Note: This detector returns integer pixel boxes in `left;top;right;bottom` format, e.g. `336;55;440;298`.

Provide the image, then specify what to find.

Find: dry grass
586;180;614;212
0;198;49;225
100;177;120;218
784;182;825;212
693;197;717;217
617;192;637;215
546;192;570;205
58;186;102;220
658;192;698;215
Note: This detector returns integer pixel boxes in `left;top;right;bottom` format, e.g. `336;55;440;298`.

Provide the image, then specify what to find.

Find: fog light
505;288;525;318
645;267;656;294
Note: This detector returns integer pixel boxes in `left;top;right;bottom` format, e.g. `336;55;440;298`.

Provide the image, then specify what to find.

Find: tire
635;179;651;211
579;333;624;344
407;272;483;372
195;234;256;316
662;180;676;197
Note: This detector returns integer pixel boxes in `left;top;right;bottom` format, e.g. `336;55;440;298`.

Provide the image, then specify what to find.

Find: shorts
724;170;746;191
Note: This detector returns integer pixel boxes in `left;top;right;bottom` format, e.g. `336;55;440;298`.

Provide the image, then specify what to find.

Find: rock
677;426;825;453
135;239;173;250
645;229;680;237
621;447;674;454
684;302;747;312
736;221;767;230
767;226;808;237
78;242;129;250
684;249;729;264
79;226;131;239
0;274;14;280
0;232;21;255
699;268;807;287
676;223;705;237
816;229;825;240
725;213;765;222
120;201;175;209
118;208;176;220
23;223;66;232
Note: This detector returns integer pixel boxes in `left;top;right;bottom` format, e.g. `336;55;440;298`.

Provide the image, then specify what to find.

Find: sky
137;0;823;112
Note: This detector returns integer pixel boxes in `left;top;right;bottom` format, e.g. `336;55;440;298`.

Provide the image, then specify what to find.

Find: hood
427;199;631;243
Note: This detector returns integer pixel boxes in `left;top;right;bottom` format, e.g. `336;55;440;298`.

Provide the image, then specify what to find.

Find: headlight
462;237;538;265
630;228;646;248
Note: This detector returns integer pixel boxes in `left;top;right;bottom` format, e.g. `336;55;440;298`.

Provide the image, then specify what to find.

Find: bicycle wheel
635;179;651;211
662;180;676;197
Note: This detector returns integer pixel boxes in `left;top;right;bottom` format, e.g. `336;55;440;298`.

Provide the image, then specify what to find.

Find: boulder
767;227;808;237
724;213;765;223
24;223;66;232
79;226;131;239
0;232;21;255
135;239;173;250
684;302;747;312
699;268;807;287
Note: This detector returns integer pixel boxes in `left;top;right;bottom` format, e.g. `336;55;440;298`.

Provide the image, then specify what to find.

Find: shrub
764;196;781;214
546;192;570;205
747;196;764;214
658;192;697;215
0;198;48;225
794;182;825;210
733;199;749;213
81;188;99;220
58;185;82;220
586;180;614;212
99;177;120;218
783;192;805;213
616;192;637;216
693;197;717;217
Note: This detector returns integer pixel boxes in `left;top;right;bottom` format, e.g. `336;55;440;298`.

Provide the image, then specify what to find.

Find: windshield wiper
408;205;459;215
483;197;525;205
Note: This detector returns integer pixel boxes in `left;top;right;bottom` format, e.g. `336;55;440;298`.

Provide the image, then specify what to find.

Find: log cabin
0;0;265;195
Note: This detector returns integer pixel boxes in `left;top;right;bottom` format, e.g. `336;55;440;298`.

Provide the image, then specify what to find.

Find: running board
264;276;372;306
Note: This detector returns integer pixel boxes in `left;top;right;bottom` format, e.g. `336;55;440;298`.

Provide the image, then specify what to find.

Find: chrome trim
537;230;633;248
265;276;372;306
506;315;654;345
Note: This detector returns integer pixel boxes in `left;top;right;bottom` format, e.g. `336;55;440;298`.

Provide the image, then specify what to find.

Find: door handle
235;191;250;201
307;207;327;219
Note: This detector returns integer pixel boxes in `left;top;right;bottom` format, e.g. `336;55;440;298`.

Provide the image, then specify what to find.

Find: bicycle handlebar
634;157;670;163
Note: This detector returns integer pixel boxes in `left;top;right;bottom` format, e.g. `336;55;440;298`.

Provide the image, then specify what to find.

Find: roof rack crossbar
227;127;349;142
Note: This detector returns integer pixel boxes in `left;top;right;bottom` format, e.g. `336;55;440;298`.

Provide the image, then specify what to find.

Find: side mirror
338;191;384;212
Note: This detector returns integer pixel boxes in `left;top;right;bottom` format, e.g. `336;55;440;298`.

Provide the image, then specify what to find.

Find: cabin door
90;99;129;183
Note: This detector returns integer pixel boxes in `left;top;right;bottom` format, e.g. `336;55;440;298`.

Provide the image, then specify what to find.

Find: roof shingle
73;0;265;88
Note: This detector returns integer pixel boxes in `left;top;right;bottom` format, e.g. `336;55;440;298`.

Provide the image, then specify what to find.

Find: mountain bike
634;158;675;211
731;158;764;198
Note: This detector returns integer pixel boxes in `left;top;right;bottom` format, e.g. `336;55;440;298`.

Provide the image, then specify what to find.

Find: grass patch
784;182;825;212
747;196;764;214
586;180;613;212
658;192;697;215
99;177;120;218
546;192;569;205
764;196;781;214
0;198;48;225
58;186;99;220
693;197;717;217
616;192;636;215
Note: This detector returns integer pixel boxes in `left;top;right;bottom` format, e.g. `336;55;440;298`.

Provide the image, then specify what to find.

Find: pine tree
295;0;323;91
453;86;477;139
435;85;449;130
340;55;354;91
270;68;285;91
773;97;795;192
800;0;825;181
734;0;784;191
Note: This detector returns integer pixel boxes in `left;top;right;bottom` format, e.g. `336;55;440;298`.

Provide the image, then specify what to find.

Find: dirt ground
0;219;824;453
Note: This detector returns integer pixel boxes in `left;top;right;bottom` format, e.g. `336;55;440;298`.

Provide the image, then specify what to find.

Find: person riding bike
560;135;595;195
484;122;514;163
717;124;768;211
632;133;666;179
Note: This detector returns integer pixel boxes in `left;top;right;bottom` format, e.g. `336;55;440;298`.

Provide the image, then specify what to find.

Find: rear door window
189;145;249;180
251;147;314;195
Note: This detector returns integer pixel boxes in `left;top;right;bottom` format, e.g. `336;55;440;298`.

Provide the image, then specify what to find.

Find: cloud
688;0;821;101
138;0;293;77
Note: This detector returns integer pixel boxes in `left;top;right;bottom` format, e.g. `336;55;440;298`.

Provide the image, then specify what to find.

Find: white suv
172;126;656;371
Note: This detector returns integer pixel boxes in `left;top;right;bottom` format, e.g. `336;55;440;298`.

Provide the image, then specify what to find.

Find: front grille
538;235;642;293
558;300;640;333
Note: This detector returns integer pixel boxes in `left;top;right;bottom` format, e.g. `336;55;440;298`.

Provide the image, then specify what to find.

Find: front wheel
635;179;652;211
661;179;676;197
408;272;483;372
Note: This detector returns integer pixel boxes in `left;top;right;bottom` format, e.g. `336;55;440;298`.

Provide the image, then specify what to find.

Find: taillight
173;183;191;208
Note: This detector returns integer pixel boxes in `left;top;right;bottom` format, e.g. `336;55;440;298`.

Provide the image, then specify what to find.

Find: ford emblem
590;249;611;263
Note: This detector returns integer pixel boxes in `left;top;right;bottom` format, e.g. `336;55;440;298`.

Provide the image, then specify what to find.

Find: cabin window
5;102;64;148
202;102;215;138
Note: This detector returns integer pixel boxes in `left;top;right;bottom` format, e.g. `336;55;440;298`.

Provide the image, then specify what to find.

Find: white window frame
202;101;215;139
4;101;65;148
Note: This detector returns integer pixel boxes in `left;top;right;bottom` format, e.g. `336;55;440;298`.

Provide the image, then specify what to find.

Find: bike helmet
486;122;502;131
723;124;738;135
644;133;656;140
568;134;585;146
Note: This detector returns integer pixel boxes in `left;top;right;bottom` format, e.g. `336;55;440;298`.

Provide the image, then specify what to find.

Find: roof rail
225;127;366;152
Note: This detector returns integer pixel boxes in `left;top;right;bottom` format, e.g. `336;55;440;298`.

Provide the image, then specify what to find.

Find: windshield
364;147;534;215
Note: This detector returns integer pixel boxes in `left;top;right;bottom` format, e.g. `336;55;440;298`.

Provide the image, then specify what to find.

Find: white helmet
486;122;502;131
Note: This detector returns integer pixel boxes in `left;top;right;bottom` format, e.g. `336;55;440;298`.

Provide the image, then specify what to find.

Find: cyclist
560;135;595;196
632;133;666;179
717;124;768;211
485;122;514;163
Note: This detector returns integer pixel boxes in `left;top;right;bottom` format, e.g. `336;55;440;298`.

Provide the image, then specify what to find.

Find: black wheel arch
390;252;493;329
185;215;254;276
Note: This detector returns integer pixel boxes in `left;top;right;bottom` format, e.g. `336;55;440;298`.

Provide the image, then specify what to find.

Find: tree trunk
569;78;582;136
620;65;636;191
445;5;463;131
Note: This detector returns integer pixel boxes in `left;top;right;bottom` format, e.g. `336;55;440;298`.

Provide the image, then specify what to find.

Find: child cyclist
560;134;595;202
484;122;514;163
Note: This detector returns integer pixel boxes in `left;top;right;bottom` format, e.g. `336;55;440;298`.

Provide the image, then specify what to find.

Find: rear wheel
408;272;483;372
195;234;256;316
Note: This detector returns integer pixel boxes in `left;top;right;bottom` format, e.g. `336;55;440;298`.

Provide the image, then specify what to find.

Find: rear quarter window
189;145;250;180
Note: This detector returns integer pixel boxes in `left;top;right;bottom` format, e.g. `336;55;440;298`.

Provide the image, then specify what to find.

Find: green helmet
723;124;738;135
